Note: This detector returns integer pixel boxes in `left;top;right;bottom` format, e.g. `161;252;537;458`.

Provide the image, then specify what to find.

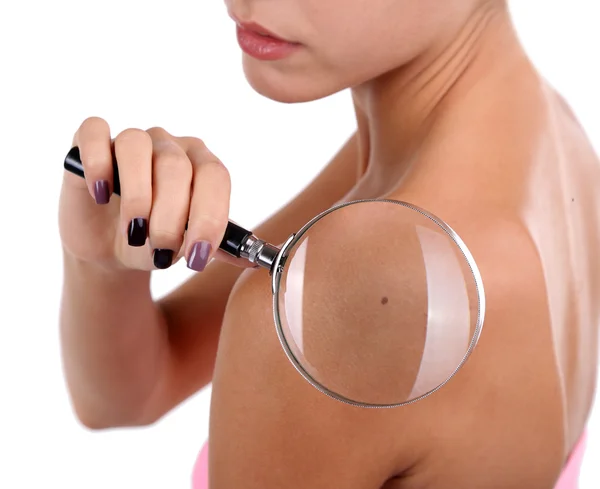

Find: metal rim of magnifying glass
270;198;486;409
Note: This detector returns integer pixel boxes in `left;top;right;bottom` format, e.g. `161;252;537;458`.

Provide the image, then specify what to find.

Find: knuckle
202;157;230;180
155;154;193;186
121;195;151;214
152;136;184;156
181;135;207;151
191;213;226;235
149;228;184;244
181;136;206;149
146;126;171;138
75;117;108;143
82;155;110;172
155;149;190;171
80;116;108;132
115;128;151;146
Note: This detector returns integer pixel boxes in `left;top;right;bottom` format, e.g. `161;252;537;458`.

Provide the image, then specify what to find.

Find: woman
58;0;598;487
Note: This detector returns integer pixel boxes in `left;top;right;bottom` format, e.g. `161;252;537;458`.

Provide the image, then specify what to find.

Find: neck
351;1;528;187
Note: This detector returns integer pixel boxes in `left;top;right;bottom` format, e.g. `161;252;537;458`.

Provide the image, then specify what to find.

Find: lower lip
236;25;300;61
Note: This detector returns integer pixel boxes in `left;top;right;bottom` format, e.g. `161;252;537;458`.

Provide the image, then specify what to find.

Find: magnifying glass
65;146;485;408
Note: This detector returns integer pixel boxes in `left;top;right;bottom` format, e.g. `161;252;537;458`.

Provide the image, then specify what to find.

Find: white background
0;1;598;487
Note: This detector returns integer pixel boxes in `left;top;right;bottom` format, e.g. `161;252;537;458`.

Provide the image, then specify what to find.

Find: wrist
62;248;151;284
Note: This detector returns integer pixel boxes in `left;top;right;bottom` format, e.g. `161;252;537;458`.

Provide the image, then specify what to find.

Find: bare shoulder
207;193;566;488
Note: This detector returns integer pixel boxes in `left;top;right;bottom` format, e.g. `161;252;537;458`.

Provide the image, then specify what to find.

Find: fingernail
187;241;212;272
153;249;174;269
128;218;148;247
94;180;110;205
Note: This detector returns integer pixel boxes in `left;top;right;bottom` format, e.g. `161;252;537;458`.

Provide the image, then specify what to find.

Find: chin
241;55;342;104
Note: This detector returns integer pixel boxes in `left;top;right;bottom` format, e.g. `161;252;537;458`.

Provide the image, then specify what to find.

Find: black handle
64;146;253;258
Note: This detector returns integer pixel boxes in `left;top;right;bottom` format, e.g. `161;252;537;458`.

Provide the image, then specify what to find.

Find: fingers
73;117;113;204
113;128;154;248
182;137;231;272
146;127;193;270
70;120;234;272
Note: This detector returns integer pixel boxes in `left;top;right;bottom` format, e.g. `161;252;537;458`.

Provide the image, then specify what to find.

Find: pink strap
191;441;209;489
554;431;587;489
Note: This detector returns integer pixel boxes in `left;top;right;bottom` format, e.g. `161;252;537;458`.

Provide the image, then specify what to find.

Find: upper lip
230;14;295;43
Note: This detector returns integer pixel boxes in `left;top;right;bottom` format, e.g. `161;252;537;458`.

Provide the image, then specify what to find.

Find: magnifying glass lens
274;200;483;407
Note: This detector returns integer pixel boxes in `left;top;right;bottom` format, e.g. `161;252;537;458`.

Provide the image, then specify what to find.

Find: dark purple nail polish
128;218;148;247
153;249;174;269
94;180;110;205
187;241;212;272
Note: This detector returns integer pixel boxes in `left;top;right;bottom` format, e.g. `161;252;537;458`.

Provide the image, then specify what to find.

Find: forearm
59;251;169;428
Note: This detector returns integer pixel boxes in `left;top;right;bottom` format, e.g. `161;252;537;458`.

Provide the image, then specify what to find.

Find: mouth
228;13;297;44
239;22;283;40
229;13;301;61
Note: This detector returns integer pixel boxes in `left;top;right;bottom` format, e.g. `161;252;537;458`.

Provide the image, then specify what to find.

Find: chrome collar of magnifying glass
239;234;293;269
239;235;279;269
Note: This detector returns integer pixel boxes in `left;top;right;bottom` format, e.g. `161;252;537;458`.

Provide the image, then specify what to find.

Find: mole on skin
381;297;389;305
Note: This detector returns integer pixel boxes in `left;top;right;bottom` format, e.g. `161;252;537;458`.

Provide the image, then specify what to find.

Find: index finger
72;117;114;204
180;137;231;272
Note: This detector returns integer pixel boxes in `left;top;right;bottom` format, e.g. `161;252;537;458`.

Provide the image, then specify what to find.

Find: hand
59;117;232;272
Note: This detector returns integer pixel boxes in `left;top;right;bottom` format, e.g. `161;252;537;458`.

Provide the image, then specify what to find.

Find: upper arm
145;133;361;418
